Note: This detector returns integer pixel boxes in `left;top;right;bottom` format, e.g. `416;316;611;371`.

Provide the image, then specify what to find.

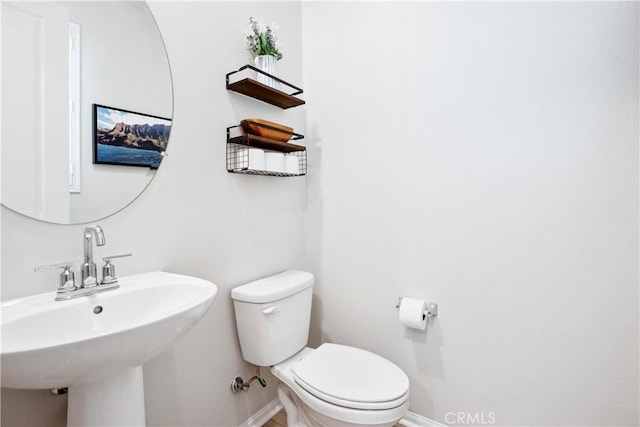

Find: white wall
1;2;305;426
303;2;639;426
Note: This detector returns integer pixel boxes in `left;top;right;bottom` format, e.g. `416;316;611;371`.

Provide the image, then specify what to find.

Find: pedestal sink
1;271;218;426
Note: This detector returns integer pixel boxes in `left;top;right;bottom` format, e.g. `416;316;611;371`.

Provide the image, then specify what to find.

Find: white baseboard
240;397;446;427
239;398;283;427
399;411;447;427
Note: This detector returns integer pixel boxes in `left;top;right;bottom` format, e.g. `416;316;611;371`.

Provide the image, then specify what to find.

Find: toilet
231;270;409;427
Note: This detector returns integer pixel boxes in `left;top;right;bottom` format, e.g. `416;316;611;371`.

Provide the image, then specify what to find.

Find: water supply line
230;367;266;392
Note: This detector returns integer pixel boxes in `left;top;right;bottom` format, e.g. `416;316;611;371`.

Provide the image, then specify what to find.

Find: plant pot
254;55;278;89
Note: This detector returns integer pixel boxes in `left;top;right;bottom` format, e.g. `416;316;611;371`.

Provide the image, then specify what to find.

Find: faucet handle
35;262;76;294
102;253;132;262
101;253;132;286
34;261;74;273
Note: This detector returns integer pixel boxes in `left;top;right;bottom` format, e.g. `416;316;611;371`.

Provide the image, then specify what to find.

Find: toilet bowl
231;270;410;427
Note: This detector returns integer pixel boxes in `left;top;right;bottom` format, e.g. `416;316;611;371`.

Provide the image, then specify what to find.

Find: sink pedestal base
67;366;145;426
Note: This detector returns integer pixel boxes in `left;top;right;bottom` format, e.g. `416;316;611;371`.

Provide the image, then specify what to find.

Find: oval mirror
1;0;172;224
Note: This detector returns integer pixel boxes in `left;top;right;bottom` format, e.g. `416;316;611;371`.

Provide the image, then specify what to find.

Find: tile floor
264;409;403;427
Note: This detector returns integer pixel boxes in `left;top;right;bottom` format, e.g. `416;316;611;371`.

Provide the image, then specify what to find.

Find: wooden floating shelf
227;78;305;109
226;65;305;109
228;134;306;152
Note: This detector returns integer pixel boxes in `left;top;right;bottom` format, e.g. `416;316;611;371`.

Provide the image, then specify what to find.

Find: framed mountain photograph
93;104;172;168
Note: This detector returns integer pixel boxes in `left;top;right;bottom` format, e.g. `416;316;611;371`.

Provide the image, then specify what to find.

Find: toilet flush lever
262;306;279;315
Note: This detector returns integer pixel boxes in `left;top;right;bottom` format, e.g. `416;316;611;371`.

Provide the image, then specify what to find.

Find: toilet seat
292;343;409;410
273;347;410;426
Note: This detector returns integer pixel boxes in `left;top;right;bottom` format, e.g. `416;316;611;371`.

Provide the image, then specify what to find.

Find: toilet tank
231;270;314;367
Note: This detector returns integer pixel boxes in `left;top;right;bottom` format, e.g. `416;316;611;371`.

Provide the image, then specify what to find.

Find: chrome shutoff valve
230;368;267;392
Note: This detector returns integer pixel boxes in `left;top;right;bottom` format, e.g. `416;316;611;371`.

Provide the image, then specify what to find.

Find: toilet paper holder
395;297;438;318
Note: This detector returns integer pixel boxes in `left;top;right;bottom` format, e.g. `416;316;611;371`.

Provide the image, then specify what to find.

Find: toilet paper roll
265;152;285;173
233;147;265;171
247;148;265;171
398;297;428;330
284;154;299;174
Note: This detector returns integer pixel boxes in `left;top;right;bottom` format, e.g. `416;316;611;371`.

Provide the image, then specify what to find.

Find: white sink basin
1;271;217;389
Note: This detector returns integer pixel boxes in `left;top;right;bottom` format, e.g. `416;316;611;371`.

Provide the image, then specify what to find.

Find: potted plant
245;17;283;88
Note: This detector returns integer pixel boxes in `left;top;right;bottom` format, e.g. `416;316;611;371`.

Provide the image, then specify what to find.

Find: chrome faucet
35;226;132;301
80;225;106;287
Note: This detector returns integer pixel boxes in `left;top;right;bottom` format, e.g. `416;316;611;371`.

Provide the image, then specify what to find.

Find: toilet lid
292;343;409;409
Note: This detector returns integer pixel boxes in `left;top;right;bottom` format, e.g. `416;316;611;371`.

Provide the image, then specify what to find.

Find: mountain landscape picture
93;104;172;168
